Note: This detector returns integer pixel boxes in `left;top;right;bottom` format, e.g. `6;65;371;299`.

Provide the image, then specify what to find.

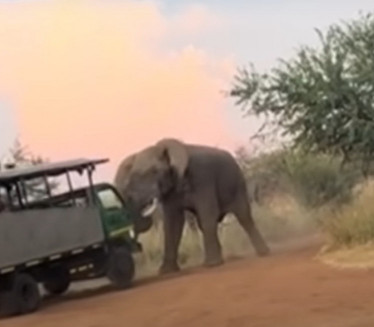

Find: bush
321;180;374;247
237;147;361;208
283;151;359;207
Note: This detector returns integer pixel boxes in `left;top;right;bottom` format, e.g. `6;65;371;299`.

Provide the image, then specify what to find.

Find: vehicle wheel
106;246;135;289
0;273;41;317
0;290;18;318
43;266;70;296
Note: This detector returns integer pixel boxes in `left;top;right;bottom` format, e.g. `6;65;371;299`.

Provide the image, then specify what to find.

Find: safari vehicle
0;158;142;318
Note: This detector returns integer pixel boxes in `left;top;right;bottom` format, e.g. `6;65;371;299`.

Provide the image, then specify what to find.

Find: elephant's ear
114;153;137;190
156;138;189;179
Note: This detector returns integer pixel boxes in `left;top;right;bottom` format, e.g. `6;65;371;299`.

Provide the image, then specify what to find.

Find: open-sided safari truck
0;158;142;318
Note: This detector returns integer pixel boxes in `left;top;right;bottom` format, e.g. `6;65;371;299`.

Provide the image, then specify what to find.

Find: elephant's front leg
196;196;223;267
159;203;185;275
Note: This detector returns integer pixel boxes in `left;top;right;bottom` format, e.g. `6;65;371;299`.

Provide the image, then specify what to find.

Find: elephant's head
114;138;189;234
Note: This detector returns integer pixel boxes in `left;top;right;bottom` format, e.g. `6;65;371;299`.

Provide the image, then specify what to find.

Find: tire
106;246;135;289
43;266;70;296
0;273;41;317
0;290;18;318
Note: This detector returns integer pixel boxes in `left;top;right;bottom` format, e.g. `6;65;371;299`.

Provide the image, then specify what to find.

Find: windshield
97;188;123;210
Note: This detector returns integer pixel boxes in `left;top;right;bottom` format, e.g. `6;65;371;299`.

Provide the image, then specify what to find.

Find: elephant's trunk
133;214;153;234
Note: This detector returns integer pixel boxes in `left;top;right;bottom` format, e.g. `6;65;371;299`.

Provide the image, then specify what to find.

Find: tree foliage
230;12;374;171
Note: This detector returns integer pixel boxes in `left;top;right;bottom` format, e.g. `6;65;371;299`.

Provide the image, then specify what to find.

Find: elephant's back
186;145;245;204
186;145;239;175
186;145;237;164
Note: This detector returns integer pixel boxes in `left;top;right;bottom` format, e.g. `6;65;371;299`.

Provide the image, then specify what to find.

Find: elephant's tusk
141;198;159;217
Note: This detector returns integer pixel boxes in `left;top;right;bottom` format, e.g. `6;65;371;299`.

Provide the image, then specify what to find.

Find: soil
3;235;374;327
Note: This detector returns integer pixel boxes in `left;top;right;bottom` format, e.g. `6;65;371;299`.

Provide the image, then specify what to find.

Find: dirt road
3;236;374;327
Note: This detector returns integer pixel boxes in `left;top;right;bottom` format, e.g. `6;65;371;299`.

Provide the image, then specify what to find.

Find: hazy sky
0;0;373;180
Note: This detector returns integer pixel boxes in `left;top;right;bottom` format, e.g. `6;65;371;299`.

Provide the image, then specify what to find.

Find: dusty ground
3;236;374;327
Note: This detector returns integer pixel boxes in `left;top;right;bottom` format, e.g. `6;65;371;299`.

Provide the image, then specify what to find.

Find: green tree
230;12;374;172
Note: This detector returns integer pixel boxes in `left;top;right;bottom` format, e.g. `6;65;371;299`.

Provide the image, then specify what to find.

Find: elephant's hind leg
232;195;270;256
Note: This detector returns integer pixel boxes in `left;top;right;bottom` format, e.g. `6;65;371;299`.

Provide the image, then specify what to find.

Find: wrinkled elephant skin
114;138;270;274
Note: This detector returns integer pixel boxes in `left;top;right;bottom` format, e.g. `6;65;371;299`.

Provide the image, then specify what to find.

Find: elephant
114;138;270;274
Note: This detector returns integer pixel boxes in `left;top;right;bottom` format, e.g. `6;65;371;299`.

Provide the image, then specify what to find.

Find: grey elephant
114;138;270;274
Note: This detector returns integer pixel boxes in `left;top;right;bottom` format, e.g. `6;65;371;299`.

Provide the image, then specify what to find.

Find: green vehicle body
90;183;137;243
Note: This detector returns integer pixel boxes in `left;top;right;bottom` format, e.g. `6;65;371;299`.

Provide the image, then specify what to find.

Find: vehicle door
95;185;134;239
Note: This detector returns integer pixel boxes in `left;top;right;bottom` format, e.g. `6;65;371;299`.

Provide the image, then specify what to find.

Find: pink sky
0;0;239;180
1;0;373;181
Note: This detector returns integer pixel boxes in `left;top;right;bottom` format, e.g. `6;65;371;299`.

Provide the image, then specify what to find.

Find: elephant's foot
204;257;224;268
255;243;270;257
159;262;181;275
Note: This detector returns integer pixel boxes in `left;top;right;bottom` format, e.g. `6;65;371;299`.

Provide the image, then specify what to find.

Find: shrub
282;151;359;207
321;180;374;247
237;147;361;208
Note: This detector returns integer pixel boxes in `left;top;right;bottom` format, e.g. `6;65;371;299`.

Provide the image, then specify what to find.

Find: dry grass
134;194;317;278
317;242;374;270
253;193;316;242
320;179;374;247
317;179;374;269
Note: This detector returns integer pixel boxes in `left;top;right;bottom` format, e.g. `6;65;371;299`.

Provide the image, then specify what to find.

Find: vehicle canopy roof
0;158;108;186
